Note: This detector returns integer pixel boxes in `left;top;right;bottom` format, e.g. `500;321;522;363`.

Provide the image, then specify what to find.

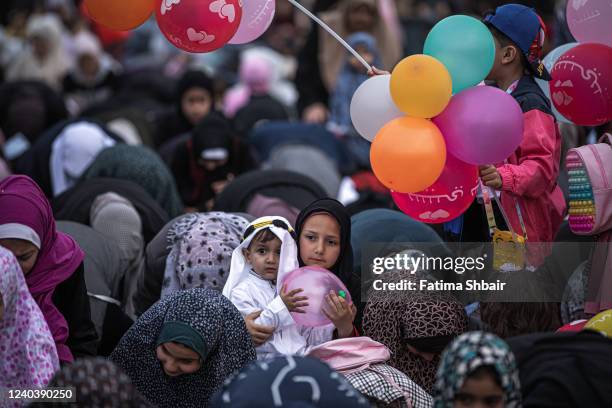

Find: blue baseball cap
484;4;551;81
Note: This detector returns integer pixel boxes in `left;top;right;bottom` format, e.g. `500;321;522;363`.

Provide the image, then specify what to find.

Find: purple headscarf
0;175;84;363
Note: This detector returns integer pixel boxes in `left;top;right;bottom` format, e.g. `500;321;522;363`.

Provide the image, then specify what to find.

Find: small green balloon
424;15;496;94
338;290;346;299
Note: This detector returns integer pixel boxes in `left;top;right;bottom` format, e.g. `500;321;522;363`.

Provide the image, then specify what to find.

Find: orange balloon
85;0;155;31
371;117;447;193
390;55;453;118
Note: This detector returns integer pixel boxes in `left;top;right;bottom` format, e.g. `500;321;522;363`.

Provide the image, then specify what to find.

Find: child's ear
501;45;519;65
242;248;250;261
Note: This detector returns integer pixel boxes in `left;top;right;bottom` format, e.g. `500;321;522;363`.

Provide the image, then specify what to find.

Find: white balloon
350;75;403;142
536;42;579;124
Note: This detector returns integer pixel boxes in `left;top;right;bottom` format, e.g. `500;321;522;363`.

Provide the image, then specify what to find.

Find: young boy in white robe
222;216;335;360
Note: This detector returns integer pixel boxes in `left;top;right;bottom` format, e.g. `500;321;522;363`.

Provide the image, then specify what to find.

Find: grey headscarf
90;192;145;318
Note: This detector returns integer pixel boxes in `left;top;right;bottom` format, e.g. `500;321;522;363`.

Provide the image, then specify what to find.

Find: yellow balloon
390;55;453;118
585;309;612;338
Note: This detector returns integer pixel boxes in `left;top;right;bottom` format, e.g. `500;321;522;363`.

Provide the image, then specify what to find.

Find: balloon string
286;0;373;72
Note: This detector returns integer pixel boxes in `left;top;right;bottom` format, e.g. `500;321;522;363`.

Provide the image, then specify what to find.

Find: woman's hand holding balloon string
244;310;275;347
323;290;356;338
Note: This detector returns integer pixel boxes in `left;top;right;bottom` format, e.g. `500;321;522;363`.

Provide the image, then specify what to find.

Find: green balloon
424;15;495;94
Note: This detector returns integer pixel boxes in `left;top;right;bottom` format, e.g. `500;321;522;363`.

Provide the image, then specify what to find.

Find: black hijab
52;178;170;244
295;198;353;287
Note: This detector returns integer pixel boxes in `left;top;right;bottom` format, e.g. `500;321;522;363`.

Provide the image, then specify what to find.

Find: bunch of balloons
84;0;276;53
545;0;612;126
351;15;524;224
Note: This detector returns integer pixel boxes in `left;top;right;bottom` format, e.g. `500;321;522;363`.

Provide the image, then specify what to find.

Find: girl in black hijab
169;112;254;211
295;198;354;287
155;70;215;147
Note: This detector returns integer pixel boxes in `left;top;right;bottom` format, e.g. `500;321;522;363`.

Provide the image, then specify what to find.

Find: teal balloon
424;15;495;94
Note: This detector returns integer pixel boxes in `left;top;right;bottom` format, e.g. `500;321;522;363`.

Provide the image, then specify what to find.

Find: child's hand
281;284;309;313
322;290;356;338
480;165;503;190
367;66;390;76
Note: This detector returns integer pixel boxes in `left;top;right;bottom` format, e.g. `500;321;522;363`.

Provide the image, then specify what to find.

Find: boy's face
244;235;282;281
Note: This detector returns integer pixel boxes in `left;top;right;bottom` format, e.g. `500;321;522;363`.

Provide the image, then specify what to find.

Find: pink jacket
497;108;566;244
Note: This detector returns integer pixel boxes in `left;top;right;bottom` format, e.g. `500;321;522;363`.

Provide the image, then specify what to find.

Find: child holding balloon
222;216;354;360
479;4;566;253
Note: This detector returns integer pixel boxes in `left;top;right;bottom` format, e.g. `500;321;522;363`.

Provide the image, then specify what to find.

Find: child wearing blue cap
480;4;566;254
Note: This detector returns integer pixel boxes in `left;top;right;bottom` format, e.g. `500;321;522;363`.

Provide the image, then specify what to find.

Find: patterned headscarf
161;213;249;298
44;358;152;407
209;356;373;407
110;288;256;408
433;332;522;408
363;291;468;393
0;247;59;406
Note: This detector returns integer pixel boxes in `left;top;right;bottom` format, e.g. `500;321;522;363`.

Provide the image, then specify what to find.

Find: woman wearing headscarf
90;192;145;318
169;112;255;211
14;119;121;198
52;177;169;244
161;212;249;297
81;144;184;218
295;198;354;287
56;220;133;357
295;0;402;123
63;30;121;115
363;290;468;393
351;209;452;329
38;358;152;408
110;287;256;408
0;175;98;363
209;356;373;407
433;331;521;408
155;70;215;147
0;247;60;406
507;330;612;407
212;169;327;214
0;80;68;148
5;14;70;90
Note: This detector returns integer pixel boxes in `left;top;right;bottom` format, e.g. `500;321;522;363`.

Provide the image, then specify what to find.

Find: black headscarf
295;198;353;287
155;70;216;146
212;169;327;213
52;177;170;244
507;330;612;407
191;112;232;161
0;80;68;144
177;70;215;124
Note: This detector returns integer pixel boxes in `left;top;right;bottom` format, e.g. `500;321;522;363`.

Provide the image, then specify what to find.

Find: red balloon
550;43;612;126
155;0;242;53
392;153;478;224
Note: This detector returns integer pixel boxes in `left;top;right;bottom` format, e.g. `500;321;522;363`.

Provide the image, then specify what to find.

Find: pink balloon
282;266;352;328
392;153;478;224
550;43;612;126
156;0;242;53
433;86;523;165
229;0;275;44
566;0;612;47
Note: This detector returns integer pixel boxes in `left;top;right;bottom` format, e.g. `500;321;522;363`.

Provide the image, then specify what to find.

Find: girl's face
156;342;202;377
0;239;39;275
181;87;212;126
299;214;341;270
78;53;100;80
454;372;504;408
350;45;374;71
